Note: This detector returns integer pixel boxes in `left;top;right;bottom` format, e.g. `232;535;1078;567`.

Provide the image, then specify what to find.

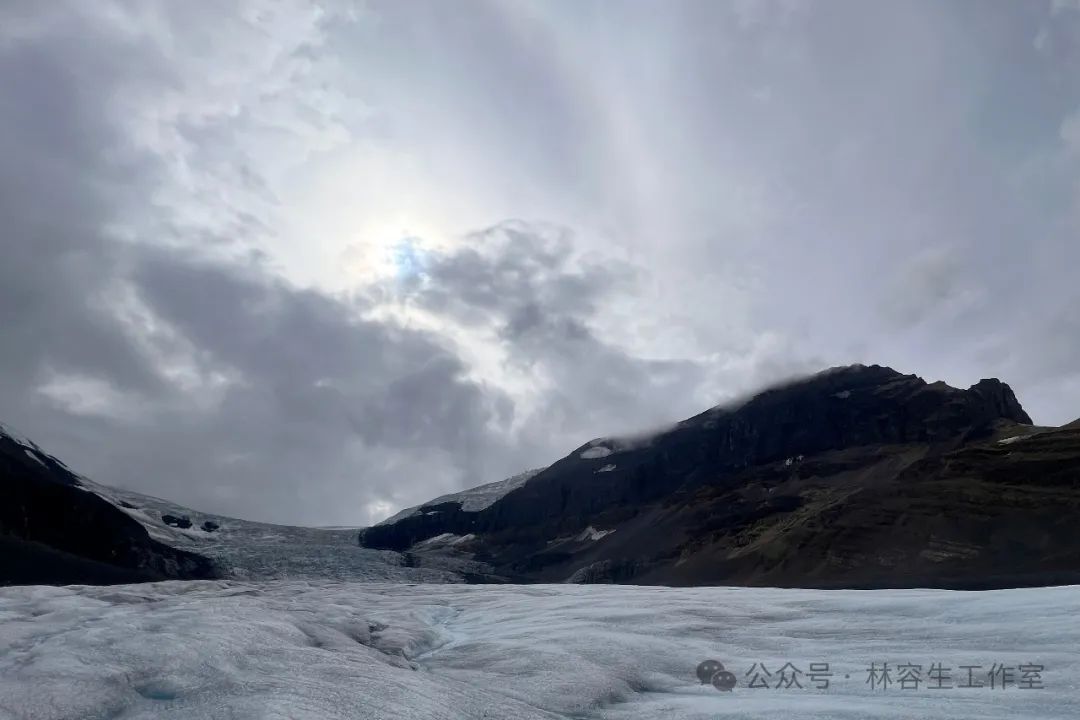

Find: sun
336;216;444;285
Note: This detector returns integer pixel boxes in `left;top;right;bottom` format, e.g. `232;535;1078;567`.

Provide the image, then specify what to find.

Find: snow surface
0;422;36;449
580;445;613;459
596;463;617;473
21;448;45;467
1;581;1076;720
576;526;615;541
2;425;65;473
378;468;546;526
413;533;475;549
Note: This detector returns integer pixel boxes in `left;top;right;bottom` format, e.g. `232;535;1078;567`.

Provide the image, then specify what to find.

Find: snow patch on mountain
582;424;676;457
22;448;46;467
414;533;476;549
576;526;615;541
0;421;36;449
377;467;546;526
580;445;613;459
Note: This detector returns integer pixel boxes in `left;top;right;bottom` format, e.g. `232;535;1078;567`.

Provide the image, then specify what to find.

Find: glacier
76;479;461;584
1;581;1077;720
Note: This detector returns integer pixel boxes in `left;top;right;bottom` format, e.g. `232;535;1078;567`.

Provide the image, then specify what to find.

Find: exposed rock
201;520;220;532
162;514;193;529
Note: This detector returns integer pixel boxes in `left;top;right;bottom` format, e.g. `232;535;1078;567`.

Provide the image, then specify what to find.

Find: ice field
1;581;1077;719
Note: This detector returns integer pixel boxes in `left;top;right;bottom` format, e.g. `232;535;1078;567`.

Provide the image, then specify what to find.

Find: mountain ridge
4;363;1077;589
360;363;1080;589
0;424;466;586
0;427;219;586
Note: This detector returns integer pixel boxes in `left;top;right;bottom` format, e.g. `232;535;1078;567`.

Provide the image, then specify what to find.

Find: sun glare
335;217;440;283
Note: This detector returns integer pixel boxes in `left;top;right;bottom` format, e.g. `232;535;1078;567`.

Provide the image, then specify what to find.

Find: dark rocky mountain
360;364;1080;589
0;426;218;586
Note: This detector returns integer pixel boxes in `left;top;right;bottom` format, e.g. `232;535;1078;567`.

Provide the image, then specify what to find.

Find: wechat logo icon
697;659;737;692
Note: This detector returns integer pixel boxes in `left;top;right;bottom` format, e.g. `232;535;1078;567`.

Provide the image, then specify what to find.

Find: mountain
1;412;534;587
83;480;465;583
0;424;465;586
0;424;218;586
6;362;1077;590
360;364;1080;589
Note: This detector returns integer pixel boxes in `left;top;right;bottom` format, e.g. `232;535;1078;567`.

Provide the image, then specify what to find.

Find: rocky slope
0;425;218;586
360;364;1080;589
0;424;469;586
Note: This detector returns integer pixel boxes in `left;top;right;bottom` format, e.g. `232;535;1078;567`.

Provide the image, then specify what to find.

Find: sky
2;0;1079;526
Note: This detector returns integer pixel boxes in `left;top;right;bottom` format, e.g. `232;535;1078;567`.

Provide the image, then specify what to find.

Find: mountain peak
745;365;1032;428
360;358;1080;589
966;378;1033;425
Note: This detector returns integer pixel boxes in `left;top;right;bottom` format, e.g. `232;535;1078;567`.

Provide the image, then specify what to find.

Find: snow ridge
377;467;546;526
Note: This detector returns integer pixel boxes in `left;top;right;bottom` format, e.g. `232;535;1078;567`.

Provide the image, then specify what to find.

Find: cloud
878;247;983;329
2;0;1080;526
0;2;500;524
1062;110;1080;155
0;3;726;524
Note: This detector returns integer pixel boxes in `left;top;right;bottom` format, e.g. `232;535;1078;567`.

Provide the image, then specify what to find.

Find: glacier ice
1;581;1077;719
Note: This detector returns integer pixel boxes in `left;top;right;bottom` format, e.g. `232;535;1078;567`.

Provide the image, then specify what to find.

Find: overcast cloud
1;0;1078;525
